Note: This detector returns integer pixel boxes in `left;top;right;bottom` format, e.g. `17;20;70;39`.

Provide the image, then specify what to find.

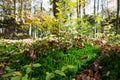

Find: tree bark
116;0;120;34
101;0;104;34
77;0;81;17
97;0;99;13
82;0;85;15
94;0;96;15
13;0;16;17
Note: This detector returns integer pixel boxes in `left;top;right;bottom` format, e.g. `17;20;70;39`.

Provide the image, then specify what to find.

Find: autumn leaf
13;71;22;76
79;55;88;60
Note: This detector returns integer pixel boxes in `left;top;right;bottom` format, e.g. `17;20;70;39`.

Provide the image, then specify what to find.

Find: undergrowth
0;39;99;80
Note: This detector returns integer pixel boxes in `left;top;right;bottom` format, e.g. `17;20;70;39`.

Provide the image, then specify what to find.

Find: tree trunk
29;24;32;36
77;0;79;17
101;0;104;34
40;0;43;12
97;0;99;13
13;0;16;17
83;0;85;15
93;0;97;38
94;0;96;15
116;0;120;34
77;0;81;17
29;0;33;37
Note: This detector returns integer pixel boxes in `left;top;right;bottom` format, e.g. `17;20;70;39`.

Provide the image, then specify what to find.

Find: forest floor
0;38;120;80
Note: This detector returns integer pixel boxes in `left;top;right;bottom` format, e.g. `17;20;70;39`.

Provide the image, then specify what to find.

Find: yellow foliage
104;25;111;31
80;0;86;6
16;21;20;25
97;33;103;38
13;71;22;76
95;16;101;23
0;63;4;67
68;2;76;8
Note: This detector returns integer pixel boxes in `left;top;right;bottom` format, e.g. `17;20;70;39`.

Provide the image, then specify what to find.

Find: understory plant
0;38;99;80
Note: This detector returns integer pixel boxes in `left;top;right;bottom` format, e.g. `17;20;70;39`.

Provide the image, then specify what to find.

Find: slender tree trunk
83;0;85;15
101;0;104;21
29;0;33;37
116;0;120;34
24;1;27;22
40;0;43;12
13;0;17;35
101;0;104;34
77;0;81;18
97;0;99;13
94;0;96;15
77;0;79;17
79;0;81;17
29;24;32;36
13;0;16;17
93;0;97;38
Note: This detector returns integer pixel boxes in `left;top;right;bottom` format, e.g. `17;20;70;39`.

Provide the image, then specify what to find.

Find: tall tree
100;0;104;34
77;0;81;17
13;0;17;17
97;0;99;13
94;0;96;15
82;0;85;15
116;0;120;34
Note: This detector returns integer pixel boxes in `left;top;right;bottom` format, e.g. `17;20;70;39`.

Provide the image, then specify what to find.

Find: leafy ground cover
0;38;120;80
0;37;99;80
75;40;120;80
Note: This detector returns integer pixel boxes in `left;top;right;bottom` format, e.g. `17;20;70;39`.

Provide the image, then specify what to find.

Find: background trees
0;0;119;39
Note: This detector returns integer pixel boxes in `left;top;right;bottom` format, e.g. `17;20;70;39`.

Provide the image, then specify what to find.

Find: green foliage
55;70;66;76
107;34;120;44
11;76;21;80
46;65;75;80
1;62;41;80
100;53;120;80
76;15;95;37
0;39;99;80
95;15;101;23
0;0;120;79
46;72;55;80
76;41;120;80
33;63;41;68
3;38;120;80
